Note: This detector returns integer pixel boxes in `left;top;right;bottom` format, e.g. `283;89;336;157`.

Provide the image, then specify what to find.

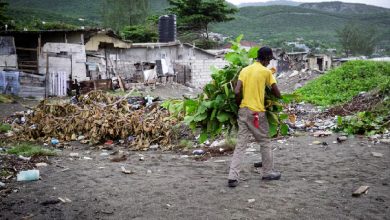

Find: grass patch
7;143;56;157
296;61;390;106
0;94;14;103
177;139;194;149
0;123;12;133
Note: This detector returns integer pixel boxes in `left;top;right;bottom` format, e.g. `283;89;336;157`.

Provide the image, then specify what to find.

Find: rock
371;152;383;157
0;181;5;188
35;163;48;167
69;153;79;157
17;170;40;181
337;136;348;143
192;149;205;155
312;141;322;145
379;139;390;144
313;131;332;137
352;186;369;197
110;153;127;162
248;199;256;203
77;135;85;141
41;199;61;206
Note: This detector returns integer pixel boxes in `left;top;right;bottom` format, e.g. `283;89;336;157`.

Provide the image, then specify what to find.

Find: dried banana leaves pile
11;91;178;150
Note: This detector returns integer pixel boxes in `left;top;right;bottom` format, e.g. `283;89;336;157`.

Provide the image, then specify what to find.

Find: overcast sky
226;0;390;8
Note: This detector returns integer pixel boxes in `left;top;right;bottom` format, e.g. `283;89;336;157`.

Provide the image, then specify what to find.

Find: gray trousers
228;108;274;180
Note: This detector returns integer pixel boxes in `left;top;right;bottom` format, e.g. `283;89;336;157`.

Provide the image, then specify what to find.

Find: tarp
0;71;20;95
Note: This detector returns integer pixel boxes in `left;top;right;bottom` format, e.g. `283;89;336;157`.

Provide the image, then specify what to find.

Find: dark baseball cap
257;46;276;61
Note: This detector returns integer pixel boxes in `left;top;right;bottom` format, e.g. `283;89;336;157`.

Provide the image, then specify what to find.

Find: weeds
297;61;390;106
0;123;11;133
6;143;56;157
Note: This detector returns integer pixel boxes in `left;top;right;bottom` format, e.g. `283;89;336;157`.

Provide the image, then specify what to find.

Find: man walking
228;46;281;187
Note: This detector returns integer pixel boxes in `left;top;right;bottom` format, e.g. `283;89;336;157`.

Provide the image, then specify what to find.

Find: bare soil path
1;133;389;220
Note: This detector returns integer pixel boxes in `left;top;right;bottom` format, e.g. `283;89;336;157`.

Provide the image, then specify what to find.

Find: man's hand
271;83;281;99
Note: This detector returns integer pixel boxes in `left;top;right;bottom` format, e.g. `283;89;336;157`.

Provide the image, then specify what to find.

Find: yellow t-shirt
239;62;277;112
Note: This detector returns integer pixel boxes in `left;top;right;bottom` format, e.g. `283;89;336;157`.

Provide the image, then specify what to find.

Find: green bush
296;61;390;106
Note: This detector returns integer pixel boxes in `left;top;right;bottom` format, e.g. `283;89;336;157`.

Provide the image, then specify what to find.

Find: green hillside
6;0;170;27
211;5;390;44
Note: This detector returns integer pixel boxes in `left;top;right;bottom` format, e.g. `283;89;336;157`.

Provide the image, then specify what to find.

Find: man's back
239;62;276;112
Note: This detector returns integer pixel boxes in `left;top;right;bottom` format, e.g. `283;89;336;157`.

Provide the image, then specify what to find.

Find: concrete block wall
175;59;228;88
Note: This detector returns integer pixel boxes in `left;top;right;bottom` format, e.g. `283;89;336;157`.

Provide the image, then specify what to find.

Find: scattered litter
18;155;31;161
147;169;152;174
214;160;227;163
313;131;332;137
17;170;40;182
192;149;205;155
35;163;48;167
104;140;114;145
315;180;327;184
121;166;133;174
166;204;172;209
246;148;257;152
371;152;383;158
149;144;159;150
77;136;85;141
100;152;109;157
0;181;5;188
51;138;59;145
139;156;145;161
352;186;369;197
180;155;189;159
312;141;322;145
83;156;92;160
58;197;72;203
69;153;79;157
248;199;256;203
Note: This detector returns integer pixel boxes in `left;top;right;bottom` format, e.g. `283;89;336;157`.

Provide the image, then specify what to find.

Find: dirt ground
0;97;389;219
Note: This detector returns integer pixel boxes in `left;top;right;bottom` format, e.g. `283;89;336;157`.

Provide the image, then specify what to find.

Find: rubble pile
8;91;178;150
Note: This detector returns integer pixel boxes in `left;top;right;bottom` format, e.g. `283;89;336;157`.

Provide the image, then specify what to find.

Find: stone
69;153;79;157
312;141;322;145
0;181;5;188
352;186;369;197
371;152;383;157
337;136;348;142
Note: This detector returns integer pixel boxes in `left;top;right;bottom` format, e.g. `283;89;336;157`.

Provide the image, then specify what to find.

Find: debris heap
11;91;178;150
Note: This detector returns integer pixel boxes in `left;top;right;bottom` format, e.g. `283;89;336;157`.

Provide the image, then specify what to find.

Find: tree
168;0;237;39
0;0;10;30
337;24;378;56
102;0;150;32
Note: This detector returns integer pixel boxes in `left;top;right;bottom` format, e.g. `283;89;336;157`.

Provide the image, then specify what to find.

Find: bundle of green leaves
163;35;293;143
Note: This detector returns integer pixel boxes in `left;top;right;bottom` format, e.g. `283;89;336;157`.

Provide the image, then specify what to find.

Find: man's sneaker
228;179;239;187
254;162;262;168
262;171;281;180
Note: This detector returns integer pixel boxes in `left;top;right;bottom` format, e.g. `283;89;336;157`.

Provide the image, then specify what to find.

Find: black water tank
158;15;176;43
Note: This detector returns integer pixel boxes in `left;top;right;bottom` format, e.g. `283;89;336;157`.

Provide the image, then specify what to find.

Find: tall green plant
163;35;293;143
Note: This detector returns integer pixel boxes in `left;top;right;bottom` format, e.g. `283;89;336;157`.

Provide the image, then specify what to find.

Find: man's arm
271;83;281;99
235;80;243;106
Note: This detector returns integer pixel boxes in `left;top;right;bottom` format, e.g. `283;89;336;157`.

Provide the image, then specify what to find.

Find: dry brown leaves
12;91;178;150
